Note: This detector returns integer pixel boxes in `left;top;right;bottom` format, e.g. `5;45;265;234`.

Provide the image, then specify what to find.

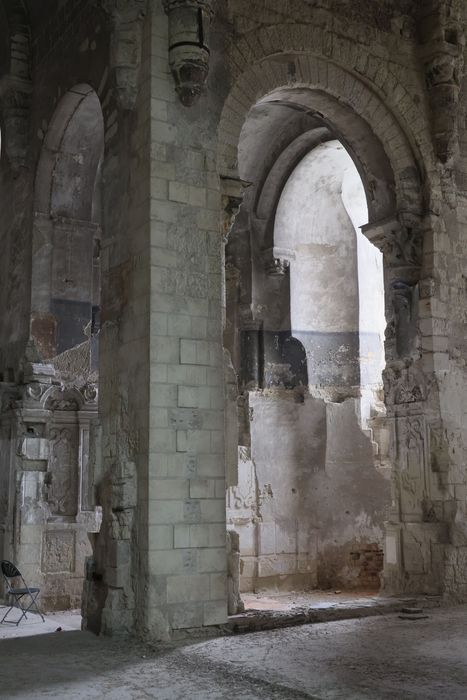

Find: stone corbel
363;216;424;362
97;0;148;110
162;0;214;106
362;215;423;282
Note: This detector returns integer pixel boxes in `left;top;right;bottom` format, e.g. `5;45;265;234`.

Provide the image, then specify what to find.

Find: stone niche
0;364;101;611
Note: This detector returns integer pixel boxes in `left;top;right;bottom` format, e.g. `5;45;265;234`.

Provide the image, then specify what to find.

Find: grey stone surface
2;606;467;698
1;0;467;643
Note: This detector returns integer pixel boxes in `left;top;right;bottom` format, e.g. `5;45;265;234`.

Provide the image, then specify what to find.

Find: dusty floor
1;605;467;698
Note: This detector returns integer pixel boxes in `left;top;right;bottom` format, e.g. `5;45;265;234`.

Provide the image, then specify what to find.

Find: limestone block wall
0;0;467;642
84;3;228;639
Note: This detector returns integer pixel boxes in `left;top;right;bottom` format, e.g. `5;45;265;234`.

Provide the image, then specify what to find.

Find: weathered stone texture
0;0;467;641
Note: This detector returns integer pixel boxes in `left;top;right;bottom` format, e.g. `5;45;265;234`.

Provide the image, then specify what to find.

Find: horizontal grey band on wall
240;329;383;389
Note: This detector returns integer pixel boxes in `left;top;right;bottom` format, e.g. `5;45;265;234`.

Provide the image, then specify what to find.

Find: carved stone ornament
26;383;46;401
163;0;215;106
383;360;430;406
265;257;290;277
362;217;422;274
83;384;99;404
44;387;84;412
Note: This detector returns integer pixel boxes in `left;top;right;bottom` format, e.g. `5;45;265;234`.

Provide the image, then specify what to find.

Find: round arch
34;84;104;221
218;55;428;233
218;44;432;599
31;83;104;363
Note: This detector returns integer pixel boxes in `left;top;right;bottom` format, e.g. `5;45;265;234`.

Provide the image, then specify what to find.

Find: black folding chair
1;560;45;625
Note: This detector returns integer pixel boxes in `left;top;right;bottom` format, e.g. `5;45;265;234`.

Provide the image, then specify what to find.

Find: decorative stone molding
163;0;214;106
18;364;99;412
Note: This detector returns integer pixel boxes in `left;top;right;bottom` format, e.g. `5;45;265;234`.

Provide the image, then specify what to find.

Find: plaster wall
228;391;390;592
275;142;385;408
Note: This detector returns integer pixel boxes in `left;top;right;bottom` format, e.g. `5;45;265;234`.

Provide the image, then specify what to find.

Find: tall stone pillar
83;1;227;640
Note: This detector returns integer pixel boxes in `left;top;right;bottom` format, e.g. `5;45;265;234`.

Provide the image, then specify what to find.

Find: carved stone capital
362;216;422;280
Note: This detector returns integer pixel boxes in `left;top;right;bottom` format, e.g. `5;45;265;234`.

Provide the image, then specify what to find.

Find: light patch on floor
242;590;379;611
0;607;82;640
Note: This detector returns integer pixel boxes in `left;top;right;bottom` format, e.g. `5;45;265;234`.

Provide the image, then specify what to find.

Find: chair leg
14;603;28;626
1;595;25;625
1;593;44;625
24;592;45;622
1;603;14;624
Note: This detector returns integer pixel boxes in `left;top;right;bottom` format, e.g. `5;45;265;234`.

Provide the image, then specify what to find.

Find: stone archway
219;56;447;603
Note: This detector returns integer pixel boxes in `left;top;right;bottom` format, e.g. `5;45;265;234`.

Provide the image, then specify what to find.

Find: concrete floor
1;606;467;699
0;606;81;639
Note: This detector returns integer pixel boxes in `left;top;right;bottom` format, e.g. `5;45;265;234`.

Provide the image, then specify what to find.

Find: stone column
364;216;448;594
84;1;228;639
